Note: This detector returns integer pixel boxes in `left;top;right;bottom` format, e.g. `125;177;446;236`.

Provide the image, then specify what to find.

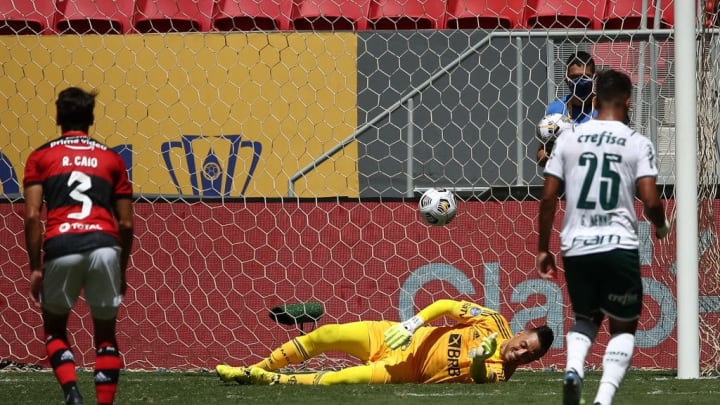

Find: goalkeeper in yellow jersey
216;299;554;385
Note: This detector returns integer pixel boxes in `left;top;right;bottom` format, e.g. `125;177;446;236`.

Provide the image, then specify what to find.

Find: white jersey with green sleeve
543;119;658;257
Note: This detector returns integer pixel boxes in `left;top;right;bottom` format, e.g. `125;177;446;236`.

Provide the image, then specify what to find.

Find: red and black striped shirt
23;131;132;260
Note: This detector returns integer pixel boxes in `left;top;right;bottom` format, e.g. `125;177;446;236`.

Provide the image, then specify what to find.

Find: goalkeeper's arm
469;332;499;383
384;299;462;349
469;356;497;384
414;299;462;323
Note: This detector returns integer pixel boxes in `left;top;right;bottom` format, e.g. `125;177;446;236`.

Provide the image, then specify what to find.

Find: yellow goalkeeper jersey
370;301;514;383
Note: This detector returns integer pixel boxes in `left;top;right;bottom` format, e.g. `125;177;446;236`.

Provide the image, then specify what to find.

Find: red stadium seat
134;0;215;33
213;0;291;31
525;0;604;29
0;0;56;35
445;0;525;30
55;0;135;34
601;0;660;29
291;0;371;31
367;0;445;30
660;0;719;28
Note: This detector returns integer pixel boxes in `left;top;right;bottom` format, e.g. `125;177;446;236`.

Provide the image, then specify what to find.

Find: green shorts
562;249;642;321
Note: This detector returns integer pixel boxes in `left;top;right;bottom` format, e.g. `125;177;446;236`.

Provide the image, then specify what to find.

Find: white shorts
42;246;123;320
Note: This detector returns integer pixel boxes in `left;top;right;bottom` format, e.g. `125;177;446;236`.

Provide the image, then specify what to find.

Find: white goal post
674;0;699;380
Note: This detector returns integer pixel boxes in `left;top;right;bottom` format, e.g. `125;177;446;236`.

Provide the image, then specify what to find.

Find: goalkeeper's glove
469;332;498;361
656;219;670;239
384;315;424;350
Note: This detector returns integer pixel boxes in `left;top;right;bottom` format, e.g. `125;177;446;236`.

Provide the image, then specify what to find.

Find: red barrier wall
1;200;712;371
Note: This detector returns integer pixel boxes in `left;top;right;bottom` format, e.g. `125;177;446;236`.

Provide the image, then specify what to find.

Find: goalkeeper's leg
251;361;406;385
252;321;376;371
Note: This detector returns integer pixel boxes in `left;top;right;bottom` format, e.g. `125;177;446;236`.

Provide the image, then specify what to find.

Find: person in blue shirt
536;51;598;167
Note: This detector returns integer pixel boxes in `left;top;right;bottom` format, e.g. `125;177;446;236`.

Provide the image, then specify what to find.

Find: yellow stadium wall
0;33;359;198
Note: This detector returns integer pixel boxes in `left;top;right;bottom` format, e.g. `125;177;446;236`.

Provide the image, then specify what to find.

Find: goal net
0;1;718;375
696;5;720;376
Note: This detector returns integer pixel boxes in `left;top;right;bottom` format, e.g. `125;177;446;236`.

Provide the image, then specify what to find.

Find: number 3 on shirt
67;170;92;220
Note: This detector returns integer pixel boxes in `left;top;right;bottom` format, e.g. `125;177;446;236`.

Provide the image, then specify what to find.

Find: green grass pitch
1;369;718;404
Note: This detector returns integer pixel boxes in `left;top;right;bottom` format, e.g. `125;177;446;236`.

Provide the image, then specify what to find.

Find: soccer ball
536;113;572;142
418;188;458;226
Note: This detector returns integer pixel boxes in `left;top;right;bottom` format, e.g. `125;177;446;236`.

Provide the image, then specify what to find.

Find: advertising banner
1;200;708;371
0;33;359;197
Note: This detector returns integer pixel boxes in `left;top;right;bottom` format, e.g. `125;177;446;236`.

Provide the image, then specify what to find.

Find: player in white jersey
536;69;670;405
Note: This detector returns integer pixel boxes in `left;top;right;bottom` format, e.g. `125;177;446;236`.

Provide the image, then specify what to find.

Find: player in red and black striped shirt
24;87;134;405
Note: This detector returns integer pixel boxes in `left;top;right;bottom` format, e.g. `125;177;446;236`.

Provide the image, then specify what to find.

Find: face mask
567;77;594;101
